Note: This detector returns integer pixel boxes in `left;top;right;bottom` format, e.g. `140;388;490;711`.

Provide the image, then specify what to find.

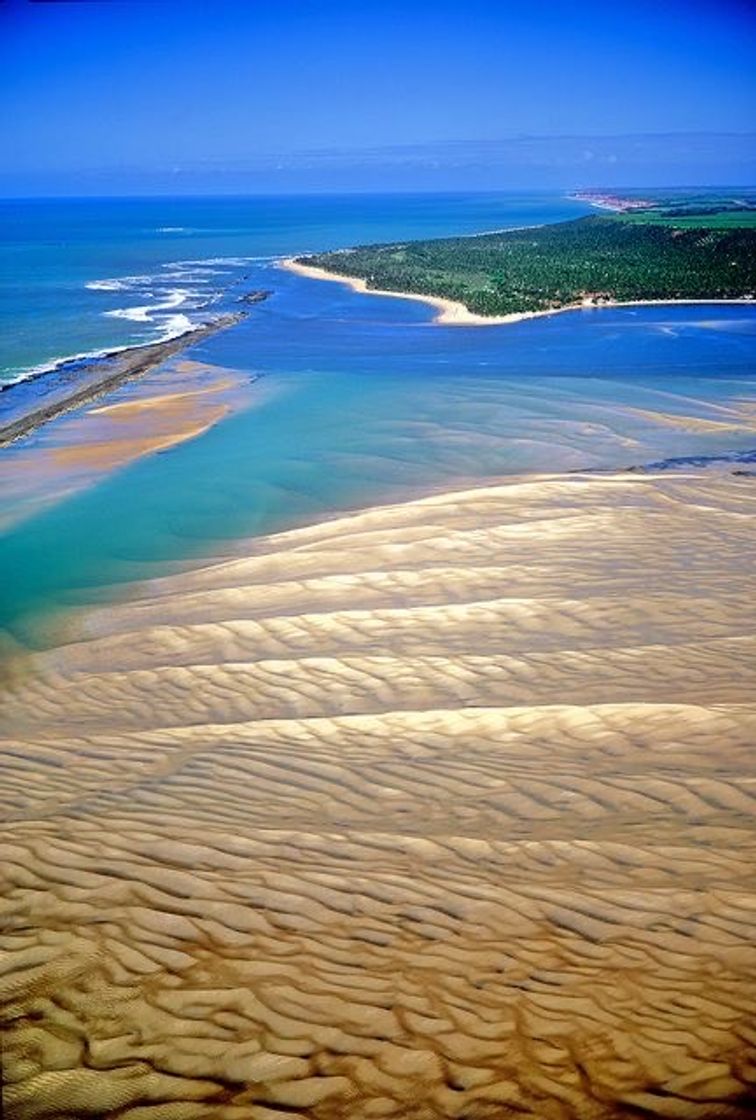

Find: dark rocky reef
237;289;272;305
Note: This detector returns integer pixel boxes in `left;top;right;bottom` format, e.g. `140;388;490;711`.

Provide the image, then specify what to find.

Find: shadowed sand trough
1;470;756;1118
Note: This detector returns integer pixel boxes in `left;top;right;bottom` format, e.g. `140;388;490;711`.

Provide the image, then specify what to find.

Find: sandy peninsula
281;257;524;324
282;256;756;327
2;466;755;1118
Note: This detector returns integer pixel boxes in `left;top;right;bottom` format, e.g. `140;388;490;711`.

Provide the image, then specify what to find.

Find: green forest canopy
299;215;756;317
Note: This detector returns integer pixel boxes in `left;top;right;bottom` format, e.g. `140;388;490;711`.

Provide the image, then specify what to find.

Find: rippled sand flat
2;470;756;1119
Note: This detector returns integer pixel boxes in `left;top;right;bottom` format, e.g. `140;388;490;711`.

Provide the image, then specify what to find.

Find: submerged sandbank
0;359;254;530
0;313;245;448
2;468;755;1118
282;256;756;326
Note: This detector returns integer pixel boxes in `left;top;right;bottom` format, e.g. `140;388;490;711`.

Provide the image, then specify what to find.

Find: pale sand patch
1;470;756;1118
282;257;756;327
87;378;240;420
0;361;252;529
623;403;756;434
49;413;227;469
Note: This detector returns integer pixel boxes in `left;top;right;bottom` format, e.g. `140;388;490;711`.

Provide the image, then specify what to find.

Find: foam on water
174;255;274;265
103;288;199;323
0;262;238;387
84;275;156;292
88;263;243;327
3;253;268;389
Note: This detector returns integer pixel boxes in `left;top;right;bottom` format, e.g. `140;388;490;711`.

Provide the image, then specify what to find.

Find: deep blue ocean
1;192;755;646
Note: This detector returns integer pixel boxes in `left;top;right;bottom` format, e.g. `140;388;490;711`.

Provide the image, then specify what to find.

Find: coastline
282;257;755;327
281;257;519;324
0;313;245;448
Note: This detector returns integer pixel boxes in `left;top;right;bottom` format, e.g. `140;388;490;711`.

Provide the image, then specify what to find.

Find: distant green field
618;210;756;229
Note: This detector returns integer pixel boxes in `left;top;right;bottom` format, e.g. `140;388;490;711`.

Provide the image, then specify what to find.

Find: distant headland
567;189;656;212
287;189;756;325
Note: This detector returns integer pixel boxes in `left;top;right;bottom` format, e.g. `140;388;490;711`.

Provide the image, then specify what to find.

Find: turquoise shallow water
1;193;755;648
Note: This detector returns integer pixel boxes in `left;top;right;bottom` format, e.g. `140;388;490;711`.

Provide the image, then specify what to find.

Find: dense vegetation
299;215;756;317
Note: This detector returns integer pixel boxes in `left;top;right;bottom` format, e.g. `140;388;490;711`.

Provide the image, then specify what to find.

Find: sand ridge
1;470;756;1118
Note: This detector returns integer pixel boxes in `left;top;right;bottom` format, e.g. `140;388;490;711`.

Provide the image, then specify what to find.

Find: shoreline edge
281;257;755;327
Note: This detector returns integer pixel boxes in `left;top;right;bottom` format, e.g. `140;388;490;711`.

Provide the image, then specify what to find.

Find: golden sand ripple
2;470;756;1118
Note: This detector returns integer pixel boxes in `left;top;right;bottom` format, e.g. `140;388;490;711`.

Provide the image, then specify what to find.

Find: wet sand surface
0;361;252;529
0;317;245;450
1;469;756;1118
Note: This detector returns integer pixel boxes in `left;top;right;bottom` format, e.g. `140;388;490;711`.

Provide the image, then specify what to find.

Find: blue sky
1;0;754;193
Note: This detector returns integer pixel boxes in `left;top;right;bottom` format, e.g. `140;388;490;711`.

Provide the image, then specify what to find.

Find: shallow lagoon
1;255;755;647
2;193;756;646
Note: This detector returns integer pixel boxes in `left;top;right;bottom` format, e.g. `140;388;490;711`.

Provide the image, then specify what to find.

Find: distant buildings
570;190;655;212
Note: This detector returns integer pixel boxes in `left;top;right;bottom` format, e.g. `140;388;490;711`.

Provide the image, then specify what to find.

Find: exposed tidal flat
1;195;756;1118
2;468;756;1118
